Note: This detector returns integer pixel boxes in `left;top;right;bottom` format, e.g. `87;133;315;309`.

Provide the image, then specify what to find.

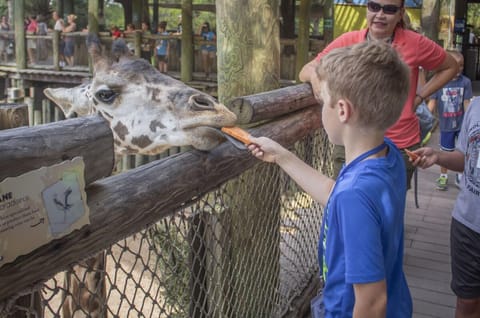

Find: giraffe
43;37;238;317
44;39;237;156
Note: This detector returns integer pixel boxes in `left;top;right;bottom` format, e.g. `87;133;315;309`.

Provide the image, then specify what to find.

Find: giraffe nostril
190;94;216;111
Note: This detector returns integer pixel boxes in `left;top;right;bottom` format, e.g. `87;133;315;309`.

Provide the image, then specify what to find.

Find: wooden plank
0;106;322;302
0;115;114;185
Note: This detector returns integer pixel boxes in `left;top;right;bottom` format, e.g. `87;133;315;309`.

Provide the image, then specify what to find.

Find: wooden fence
0;83;331;317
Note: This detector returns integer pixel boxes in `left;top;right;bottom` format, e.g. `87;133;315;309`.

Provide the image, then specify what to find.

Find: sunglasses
367;1;402;14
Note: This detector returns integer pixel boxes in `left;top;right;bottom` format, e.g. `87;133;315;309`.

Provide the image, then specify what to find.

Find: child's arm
248;136;335;206
353;280;387;318
411;147;464;172
427;98;436;114
464;98;471;111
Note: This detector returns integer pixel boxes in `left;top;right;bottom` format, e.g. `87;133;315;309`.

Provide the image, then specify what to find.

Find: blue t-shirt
201;31;216;52
317;138;412;317
431;75;473;132
453;97;480;234
156;32;169;56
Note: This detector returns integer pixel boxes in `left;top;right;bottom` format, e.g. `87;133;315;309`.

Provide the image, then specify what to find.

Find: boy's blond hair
315;41;410;131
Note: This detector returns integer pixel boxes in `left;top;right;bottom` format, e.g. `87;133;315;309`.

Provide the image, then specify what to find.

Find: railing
0;30;325;82
0;83;332;317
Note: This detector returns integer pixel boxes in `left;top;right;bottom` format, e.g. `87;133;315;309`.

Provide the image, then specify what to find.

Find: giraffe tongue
218;129;248;150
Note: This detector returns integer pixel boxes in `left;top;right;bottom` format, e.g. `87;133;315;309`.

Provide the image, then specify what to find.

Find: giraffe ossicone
44;37;237;155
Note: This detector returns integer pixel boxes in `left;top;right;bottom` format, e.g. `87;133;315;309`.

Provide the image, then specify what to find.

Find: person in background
0;15;10;62
427;50;472;190
36;15;48;61
155;21;169;73
123;23;136;54
199;22;216;79
51;11;65;67
26;15;38;64
110;25;123;39
299;0;458;189
63;14;77;66
411;98;480;318
249;41;413;318
140;21;153;63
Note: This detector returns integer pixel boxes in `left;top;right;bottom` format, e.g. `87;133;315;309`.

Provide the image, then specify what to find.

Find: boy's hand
248;136;285;163
409;147;438;169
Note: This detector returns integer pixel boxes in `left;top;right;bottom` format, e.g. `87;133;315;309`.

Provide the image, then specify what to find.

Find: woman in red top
26;15;38;64
299;0;458;189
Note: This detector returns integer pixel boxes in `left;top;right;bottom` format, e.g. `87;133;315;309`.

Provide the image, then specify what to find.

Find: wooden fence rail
0;84;321;304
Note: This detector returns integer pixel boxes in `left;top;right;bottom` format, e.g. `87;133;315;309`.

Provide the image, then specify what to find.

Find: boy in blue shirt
155;21;169;73
248;41;412;317
428;50;472;190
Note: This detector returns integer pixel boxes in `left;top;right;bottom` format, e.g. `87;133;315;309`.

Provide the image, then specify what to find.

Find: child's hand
409;147;438;169
248;136;284;163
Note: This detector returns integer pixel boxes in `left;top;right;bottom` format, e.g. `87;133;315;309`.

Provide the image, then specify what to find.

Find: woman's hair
68;14;77;21
316;41;410;131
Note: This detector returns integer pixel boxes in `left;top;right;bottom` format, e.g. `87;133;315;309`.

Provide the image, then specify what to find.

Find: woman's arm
417;53;458;104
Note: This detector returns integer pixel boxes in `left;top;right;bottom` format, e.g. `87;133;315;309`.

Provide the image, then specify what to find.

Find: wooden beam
0;115;114;185
0;106;321;303
229;83;318;124
152;3;215;12
0;103;28;130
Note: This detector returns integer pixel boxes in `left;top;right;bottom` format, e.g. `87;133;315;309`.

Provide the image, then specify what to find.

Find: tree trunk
214;1;281;316
296;0;312;82
217;0;280;105
421;0;440;43
281;0;296;56
181;0;193;82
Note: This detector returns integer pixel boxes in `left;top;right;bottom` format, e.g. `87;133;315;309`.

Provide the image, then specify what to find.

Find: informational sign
0;157;90;267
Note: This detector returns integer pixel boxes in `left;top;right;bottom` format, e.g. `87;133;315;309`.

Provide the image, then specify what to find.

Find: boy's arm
464;98;471;111
249;136;334;206
353;280;387;318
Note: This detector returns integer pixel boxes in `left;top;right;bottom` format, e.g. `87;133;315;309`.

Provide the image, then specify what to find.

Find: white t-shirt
54;19;64;31
453;97;480;233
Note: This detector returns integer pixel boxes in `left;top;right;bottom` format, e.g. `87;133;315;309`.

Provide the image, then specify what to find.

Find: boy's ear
336;98;353;123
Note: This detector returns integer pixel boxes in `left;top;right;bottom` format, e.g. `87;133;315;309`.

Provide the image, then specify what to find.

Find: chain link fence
1;128;333;318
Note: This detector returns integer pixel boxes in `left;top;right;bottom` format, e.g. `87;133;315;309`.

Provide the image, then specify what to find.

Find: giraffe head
44;38;237;155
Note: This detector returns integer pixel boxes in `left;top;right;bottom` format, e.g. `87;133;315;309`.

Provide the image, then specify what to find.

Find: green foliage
104;2;124;29
467;3;480;35
148;219;190;317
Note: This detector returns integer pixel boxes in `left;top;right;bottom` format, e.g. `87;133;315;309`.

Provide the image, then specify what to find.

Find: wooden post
53;31;60;70
217;0;280;105
88;0;100;34
14;0;25;70
181;0;193;82
213;1;281;316
133;0;143;27
64;0;74;16
321;0;334;43
296;0;311;82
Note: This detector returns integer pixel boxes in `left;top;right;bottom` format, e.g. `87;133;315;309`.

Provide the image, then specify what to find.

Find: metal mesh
1;129;334;318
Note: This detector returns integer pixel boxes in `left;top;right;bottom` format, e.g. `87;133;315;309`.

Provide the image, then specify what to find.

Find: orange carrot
221;126;251;145
405;149;419;161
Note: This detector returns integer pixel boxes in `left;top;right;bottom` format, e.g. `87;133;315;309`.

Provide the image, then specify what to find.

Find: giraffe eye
95;89;118;104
